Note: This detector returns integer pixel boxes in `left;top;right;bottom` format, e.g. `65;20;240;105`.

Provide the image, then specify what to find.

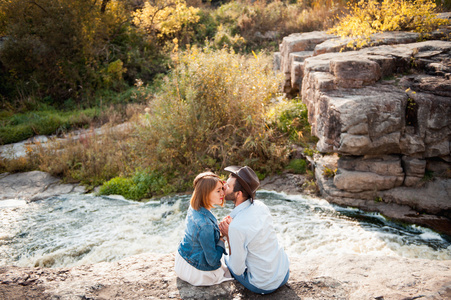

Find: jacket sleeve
227;225;247;276
198;223;225;268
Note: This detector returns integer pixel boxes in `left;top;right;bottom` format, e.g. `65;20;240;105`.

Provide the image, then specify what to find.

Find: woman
175;171;233;286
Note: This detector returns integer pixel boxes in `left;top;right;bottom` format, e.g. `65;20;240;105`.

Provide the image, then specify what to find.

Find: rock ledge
1;253;450;300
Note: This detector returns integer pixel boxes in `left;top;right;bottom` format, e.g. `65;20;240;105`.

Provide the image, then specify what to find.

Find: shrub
98;169;176;200
135;46;288;179
265;98;317;146
132;0;200;45
212;24;246;51
323;166;337;178
211;0;346;52
98;177;137;199
286;158;308;174
192;8;218;45
303;147;318;157
329;0;450;48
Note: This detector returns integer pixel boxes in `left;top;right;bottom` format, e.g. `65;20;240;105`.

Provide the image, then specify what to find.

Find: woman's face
208;181;224;207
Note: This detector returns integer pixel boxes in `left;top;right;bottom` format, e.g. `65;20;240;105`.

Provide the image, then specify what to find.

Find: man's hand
219;215;232;236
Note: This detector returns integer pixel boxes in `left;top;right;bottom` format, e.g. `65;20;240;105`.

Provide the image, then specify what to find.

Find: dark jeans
226;263;290;294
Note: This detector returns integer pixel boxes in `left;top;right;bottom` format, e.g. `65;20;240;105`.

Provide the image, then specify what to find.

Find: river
1;191;450;268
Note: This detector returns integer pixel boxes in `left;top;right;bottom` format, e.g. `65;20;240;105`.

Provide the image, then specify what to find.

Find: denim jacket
178;206;226;271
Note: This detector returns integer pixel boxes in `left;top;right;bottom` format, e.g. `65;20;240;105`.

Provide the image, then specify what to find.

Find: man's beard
225;192;236;203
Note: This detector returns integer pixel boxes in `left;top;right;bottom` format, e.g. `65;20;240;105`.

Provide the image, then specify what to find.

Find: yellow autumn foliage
329;0;450;48
133;0;200;41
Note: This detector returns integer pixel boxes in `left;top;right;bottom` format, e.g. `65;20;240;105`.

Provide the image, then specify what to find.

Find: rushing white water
1;191;450;268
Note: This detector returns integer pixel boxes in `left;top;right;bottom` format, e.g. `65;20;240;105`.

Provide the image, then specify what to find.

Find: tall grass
23;124;137;187
134;46;289;179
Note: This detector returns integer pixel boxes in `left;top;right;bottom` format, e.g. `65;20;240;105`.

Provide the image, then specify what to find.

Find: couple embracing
175;166;290;295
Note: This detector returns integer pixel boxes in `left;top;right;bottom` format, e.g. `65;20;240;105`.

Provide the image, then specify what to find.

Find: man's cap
224;166;260;202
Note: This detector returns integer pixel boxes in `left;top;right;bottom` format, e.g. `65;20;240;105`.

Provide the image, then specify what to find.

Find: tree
0;0;163;104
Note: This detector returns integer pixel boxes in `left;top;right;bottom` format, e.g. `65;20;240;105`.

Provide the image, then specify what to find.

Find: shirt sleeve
198;224;225;268
227;224;247;276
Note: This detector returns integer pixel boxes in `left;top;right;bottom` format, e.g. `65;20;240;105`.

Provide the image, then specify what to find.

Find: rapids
1;191;450;268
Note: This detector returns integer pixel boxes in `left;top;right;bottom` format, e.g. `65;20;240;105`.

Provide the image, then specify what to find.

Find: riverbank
1;252;450;300
1;170;451;299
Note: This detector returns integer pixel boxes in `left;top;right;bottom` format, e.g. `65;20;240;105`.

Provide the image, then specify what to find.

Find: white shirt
227;200;289;291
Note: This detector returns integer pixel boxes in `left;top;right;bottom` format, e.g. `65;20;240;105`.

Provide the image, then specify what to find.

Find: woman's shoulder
190;207;215;224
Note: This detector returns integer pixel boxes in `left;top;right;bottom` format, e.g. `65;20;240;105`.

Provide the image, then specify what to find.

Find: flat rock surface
260;173;310;195
1;253;450;300
0;171;85;201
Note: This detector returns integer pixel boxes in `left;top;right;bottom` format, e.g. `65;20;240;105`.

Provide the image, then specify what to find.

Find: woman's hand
219;215;232;237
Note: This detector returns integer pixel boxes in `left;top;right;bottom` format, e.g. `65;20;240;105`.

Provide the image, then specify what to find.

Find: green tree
0;0;165;105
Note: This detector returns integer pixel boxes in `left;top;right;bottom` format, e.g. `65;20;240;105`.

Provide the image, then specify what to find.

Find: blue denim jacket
178;206;226;271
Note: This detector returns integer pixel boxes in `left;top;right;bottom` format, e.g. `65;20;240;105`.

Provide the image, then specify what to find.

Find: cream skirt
175;251;233;286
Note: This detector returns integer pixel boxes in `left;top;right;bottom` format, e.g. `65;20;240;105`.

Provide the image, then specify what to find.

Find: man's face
224;176;237;202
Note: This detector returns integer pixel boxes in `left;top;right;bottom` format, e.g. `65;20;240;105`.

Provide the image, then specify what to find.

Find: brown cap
224;166;260;203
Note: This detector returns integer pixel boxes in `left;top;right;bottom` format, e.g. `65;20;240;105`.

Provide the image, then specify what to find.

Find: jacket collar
196;206;218;224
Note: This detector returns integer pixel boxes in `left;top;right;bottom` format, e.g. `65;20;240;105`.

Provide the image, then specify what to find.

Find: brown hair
230;174;250;199
190;172;224;210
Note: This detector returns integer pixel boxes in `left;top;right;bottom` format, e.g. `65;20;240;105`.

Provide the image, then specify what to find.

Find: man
219;165;289;294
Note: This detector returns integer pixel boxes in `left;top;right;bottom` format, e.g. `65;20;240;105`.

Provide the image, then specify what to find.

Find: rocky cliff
274;24;451;235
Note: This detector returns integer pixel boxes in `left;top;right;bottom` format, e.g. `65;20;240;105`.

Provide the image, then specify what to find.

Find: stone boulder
301;41;451;158
278;31;336;95
0;171;85;202
314;155;451;235
278;27;451;97
334;155;405;192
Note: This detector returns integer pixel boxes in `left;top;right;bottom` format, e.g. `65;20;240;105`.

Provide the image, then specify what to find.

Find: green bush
98;169;174;200
0;124;34;145
286;158;308;174
98;177;138;199
265;98;316;145
303;147;318;157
